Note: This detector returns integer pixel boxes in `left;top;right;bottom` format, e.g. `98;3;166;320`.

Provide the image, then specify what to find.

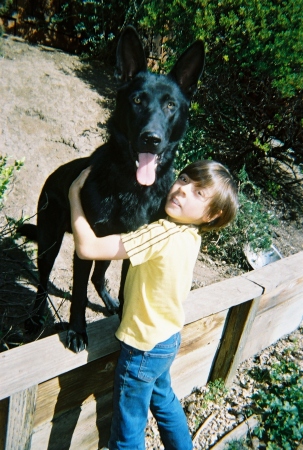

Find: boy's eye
179;174;187;182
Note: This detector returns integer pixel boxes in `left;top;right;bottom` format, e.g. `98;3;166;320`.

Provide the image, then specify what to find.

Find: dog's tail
17;223;38;241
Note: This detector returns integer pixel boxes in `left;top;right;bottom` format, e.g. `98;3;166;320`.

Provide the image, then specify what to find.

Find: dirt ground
0;34;302;343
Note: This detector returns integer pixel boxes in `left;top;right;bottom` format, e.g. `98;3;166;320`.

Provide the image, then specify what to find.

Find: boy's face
165;174;215;226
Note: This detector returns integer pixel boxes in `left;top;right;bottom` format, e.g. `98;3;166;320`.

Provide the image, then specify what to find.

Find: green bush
51;0;143;60
249;357;303;449
140;0;303;208
201;166;278;268
0;0;14;16
224;439;250;450
0;156;23;209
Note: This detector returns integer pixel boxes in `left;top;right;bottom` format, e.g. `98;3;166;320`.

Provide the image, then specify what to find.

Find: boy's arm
69;168;128;261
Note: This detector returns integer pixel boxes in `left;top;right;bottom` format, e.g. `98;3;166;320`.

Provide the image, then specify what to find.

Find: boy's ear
208;210;223;223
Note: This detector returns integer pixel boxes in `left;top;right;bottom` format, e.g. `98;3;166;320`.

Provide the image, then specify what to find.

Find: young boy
69;160;238;450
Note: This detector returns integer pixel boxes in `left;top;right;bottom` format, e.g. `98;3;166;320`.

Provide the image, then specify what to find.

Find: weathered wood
0;277;263;401
172;311;227;398
31;393;113;450
211;415;259;449
244;251;303;293
192;411;218;444
184;276;263;324
209;297;261;386
0;314;120;401
30;353;118;449
5;385;38;450
183;252;303;326
34;352;118;427
242;281;303;361
255;275;303;314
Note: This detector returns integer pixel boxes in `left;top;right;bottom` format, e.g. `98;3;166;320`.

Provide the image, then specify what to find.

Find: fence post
209;296;262;386
5;385;38;450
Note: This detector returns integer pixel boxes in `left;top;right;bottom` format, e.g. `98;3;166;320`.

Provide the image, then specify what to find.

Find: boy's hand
69;167;91;200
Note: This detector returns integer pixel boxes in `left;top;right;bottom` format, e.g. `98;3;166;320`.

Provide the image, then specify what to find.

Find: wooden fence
0;251;303;449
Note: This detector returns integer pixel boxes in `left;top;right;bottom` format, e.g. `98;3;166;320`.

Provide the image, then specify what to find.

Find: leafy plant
203;379;229;406
201;166;278;268
224;439;251;450
0;156;24;351
188;379;229;438
51;0;145;59
0;0;14;56
266;180;281;199
249;356;303;449
140;0;303;209
0;156;24;209
0;0;14;16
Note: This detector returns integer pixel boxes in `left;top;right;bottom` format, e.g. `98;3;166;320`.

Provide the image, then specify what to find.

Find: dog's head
112;26;205;186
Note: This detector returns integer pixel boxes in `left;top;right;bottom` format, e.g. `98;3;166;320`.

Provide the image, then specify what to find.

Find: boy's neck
166;215;199;229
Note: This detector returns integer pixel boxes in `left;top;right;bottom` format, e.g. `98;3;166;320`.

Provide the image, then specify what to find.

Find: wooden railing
1;251;303;450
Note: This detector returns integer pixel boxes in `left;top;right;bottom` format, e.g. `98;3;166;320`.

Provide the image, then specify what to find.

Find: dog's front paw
66;329;88;353
101;290;120;315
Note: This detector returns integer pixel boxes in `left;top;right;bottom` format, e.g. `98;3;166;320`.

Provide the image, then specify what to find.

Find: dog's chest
85;182;167;236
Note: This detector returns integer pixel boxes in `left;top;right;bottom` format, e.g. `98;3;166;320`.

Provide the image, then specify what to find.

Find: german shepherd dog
19;26;205;353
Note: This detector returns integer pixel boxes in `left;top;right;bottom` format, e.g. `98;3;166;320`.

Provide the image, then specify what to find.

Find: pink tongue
136;153;157;186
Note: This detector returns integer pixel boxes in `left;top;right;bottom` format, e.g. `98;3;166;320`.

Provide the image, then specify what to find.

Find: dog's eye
167;102;175;109
133;97;141;105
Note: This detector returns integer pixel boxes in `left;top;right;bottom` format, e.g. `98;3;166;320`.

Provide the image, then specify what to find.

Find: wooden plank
242;285;303;360
184;276;263;325
211;415;259;450
184;252;303;326
209;297;261;386
31;388;113;450
0;315;120;400
244;251;303;293
30;353;118;450
256;275;303;314
34;352;118;427
172;311;227;398
5;385;38;450
0;398;9;450
0;276;263;400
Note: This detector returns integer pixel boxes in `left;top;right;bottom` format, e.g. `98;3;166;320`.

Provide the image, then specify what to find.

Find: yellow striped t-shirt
116;219;201;351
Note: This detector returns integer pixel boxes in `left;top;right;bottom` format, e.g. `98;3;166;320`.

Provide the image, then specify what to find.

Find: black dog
19;26;205;353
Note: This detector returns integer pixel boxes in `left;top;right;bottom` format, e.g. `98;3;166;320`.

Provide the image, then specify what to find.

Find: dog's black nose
141;132;161;146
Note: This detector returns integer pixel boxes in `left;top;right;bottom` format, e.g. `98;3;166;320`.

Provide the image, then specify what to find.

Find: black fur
19;26;205;353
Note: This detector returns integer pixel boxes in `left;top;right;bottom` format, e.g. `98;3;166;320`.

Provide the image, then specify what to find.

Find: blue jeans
108;332;192;450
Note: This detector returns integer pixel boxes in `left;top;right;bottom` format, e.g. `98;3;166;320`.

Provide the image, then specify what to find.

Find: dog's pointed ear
115;26;147;82
169;41;205;98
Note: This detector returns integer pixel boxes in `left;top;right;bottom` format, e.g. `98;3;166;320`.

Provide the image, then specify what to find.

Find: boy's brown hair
180;160;238;233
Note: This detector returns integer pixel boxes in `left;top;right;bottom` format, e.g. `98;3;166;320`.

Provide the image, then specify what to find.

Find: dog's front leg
66;252;93;352
91;260;120;314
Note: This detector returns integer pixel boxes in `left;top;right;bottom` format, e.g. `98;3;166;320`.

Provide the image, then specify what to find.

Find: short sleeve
121;221;180;266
